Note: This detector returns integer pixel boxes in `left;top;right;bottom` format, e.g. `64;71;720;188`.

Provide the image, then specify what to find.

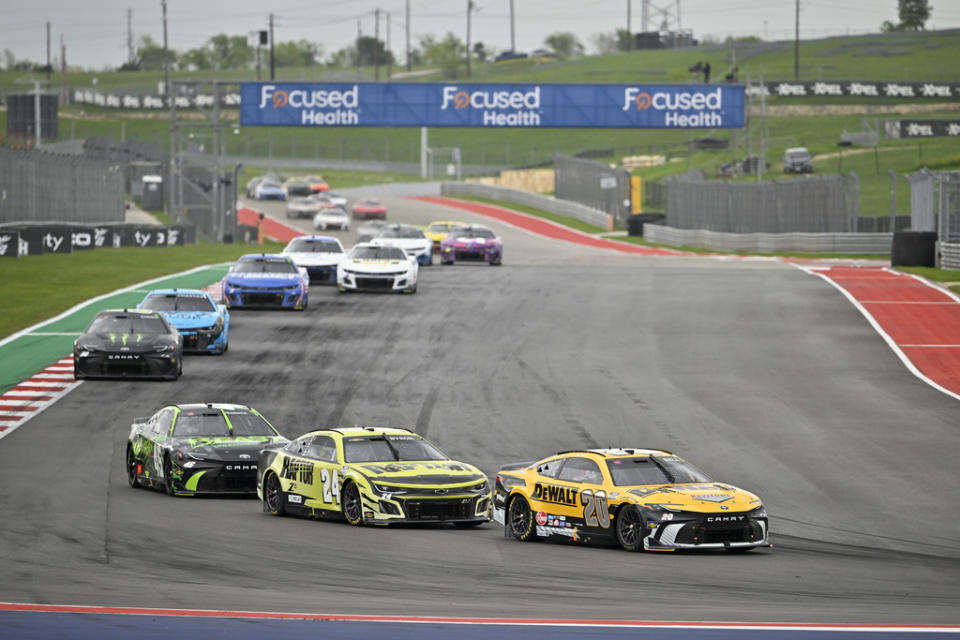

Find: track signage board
239;82;745;129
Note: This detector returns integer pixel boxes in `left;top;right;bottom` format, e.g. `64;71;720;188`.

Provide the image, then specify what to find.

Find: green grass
0;242;283;339
7;29;956;97
446;195;607;234
896;266;960;295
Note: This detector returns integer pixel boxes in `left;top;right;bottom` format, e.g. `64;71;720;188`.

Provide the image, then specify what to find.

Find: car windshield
451;227;496;239
358;199;380;206
261;181;281;189
378;227;424;239
87;314;167;334
606;456;712;486
349;246;407;260
786;150;810;160
173;411;230;437
233;258;297;274
318;209;347;216
287;238;342;253
225;410;277;436
428;224;452;232
343;435;447;463
142;294;215;312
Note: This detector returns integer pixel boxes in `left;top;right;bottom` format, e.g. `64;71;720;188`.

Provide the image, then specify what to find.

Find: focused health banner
239;82;745;129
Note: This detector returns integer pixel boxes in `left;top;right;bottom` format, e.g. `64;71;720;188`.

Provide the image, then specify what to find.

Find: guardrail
643;224;893;254
942;242;960;269
440;182;612;230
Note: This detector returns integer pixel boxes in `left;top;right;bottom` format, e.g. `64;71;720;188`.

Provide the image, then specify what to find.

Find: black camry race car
73;309;183;380
126;403;288;496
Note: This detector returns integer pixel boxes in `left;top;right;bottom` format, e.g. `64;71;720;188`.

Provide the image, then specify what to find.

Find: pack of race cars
73;185;769;554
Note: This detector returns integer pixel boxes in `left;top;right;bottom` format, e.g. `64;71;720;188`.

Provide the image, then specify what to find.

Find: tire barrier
891;230;938;268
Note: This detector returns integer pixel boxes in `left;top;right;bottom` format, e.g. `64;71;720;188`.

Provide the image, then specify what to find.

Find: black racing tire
508;494;537;542
125;445;140;488
263;472;286;516
615;505;646;552
452;521;485;529
163;455;176;496
342;481;363;526
441;260;454;266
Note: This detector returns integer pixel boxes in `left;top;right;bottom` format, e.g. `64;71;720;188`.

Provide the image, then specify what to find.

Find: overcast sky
4;0;959;70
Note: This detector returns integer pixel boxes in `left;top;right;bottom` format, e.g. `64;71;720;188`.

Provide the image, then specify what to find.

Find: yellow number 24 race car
494;448;769;552
258;426;492;527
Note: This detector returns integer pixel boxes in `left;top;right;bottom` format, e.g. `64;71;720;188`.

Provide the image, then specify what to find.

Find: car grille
672;514;764;545
240;293;285;306
306;267;335;283
356;277;395;290
455;250;487;262
401;498;473;521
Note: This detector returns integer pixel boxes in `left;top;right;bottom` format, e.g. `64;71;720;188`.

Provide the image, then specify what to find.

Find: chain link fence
663;173;859;233
554;154;632;227
0;146;125;224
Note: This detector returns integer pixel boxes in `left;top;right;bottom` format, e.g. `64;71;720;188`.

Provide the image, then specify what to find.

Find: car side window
557;457;603;485
154;408;175;435
303;436;337;462
537;458;562;479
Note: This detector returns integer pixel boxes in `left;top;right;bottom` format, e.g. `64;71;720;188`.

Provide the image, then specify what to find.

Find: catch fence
553;154;632;227
0;146;124;224
663;172;859;233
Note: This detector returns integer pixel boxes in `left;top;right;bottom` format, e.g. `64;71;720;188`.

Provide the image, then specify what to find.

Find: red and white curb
0;357;80;442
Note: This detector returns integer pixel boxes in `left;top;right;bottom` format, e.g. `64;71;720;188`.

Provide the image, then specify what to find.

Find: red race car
351;197;387;220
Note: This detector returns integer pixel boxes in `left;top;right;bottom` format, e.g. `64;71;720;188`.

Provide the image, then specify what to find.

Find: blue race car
221;254;309;310
137;289;229;355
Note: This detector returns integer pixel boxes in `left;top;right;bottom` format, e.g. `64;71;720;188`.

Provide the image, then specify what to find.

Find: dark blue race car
137;288;229;355
221;254;309;310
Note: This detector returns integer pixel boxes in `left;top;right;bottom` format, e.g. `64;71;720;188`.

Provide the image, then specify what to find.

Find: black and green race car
126;403;287;496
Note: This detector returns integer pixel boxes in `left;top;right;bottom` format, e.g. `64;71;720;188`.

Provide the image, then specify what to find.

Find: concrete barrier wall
644;224;893;254
440;182;612;230
942;242;960;269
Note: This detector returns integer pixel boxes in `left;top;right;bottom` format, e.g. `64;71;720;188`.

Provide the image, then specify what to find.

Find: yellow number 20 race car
494;448;769;552
258;426;492;527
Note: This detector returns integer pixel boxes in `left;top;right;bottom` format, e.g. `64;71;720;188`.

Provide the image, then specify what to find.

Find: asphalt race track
1;191;958;625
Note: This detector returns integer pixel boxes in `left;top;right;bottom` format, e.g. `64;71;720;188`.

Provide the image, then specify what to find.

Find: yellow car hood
622;482;761;513
352;460;485;486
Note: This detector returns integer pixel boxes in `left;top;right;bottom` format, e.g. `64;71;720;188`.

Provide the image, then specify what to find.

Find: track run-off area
1;188;959;638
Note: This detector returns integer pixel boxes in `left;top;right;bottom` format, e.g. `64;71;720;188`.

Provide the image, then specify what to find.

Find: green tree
544;32;584;59
590;29;631;54
126;35;175;71
898;0;931;29
353;36;394;67
178;47;212;71
209;34;252;69
273;40;323;67
423;32;464;79
472;41;487;62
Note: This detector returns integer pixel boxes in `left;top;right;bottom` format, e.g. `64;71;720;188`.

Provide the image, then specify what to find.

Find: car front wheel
163;456;176;496
342;481;363;525
615;505;646;552
126;446;140;488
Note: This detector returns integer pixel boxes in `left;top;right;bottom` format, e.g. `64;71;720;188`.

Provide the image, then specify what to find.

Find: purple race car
439;224;503;266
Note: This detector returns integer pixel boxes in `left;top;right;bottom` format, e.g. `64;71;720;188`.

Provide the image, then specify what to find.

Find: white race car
337;243;418;294
282;235;346;285
313;207;350;231
372;223;432;266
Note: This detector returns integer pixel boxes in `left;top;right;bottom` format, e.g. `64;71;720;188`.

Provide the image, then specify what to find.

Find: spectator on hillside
704;61;711;83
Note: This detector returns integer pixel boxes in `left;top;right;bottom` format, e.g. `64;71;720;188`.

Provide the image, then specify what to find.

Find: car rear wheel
615;505;646;552
126;446;140;488
508;495;536;541
263;472;286;516
342;481;363;526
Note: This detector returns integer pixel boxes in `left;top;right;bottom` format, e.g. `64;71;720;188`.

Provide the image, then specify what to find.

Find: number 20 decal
321;467;340;504
581;489;610;528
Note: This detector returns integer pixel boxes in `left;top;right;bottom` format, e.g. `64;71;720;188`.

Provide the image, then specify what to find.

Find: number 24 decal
581;489;610;528
321;467;340;504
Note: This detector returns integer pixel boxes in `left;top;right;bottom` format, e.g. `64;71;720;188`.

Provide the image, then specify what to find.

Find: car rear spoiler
498;461;534;473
